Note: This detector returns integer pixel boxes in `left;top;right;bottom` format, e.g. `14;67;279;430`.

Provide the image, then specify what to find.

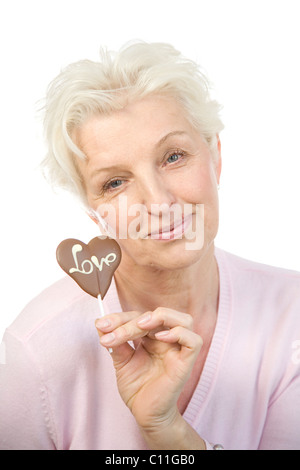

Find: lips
148;214;193;241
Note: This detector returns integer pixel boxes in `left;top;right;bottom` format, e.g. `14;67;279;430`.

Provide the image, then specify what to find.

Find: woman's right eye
103;178;124;192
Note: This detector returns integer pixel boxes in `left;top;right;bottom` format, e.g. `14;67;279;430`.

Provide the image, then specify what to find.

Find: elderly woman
0;41;299;451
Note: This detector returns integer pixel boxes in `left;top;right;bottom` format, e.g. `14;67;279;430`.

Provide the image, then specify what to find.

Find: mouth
147;214;193;241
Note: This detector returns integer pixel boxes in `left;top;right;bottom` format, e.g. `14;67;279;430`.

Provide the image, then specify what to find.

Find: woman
0;41;299;450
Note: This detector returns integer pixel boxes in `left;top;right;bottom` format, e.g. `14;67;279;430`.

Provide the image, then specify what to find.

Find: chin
130;237;209;271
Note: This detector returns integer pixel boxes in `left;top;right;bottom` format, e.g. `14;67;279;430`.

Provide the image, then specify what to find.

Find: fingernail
137;313;151;325
100;332;115;345
155;330;170;338
95;318;111;330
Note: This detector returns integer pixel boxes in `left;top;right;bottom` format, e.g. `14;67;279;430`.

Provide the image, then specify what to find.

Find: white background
1;0;300;341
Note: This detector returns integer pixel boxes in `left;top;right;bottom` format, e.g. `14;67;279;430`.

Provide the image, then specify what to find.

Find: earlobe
215;135;222;185
86;210;112;238
87;210;100;225
217;156;222;186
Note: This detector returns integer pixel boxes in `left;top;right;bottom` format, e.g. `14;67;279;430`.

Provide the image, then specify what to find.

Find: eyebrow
91;130;188;178
91;164;123;179
155;130;188;147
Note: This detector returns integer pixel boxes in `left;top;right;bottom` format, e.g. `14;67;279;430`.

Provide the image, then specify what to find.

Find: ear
86;210;100;225
86;210;113;238
215;135;222;185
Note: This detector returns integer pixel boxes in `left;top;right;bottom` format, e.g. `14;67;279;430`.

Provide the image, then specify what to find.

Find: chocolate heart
56;237;122;299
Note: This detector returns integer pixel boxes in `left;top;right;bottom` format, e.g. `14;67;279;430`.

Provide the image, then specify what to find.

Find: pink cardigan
1;248;300;450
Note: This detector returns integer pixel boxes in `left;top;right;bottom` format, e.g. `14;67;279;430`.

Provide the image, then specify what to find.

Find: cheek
95;197;148;239
177;164;217;203
92;201;120;237
184;164;219;234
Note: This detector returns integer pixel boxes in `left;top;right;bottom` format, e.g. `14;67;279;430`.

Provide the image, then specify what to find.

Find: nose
138;171;176;215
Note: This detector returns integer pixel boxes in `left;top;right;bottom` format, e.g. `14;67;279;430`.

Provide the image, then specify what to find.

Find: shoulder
5;275;121;347
216;247;300;330
1;276;120;449
2;275;121;393
7;276;90;341
216;249;300;369
215;248;300;390
216;247;300;296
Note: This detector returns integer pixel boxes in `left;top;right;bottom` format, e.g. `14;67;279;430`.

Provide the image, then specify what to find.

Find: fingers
95;310;142;332
95;310;150;347
155;325;203;361
95;312;140;367
138;307;194;332
95;307;202;354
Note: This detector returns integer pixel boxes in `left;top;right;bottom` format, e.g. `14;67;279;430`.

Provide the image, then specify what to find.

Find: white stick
97;294;106;318
97;294;113;354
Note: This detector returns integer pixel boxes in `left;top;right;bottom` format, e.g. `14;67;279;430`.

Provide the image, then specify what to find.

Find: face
75;95;221;271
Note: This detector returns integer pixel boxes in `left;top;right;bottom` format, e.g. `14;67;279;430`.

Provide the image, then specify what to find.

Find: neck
114;244;219;323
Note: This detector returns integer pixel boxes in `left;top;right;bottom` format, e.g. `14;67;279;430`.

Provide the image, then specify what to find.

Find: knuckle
117;323;132;341
114;310;140;328
185;313;194;330
152;307;167;325
153;306;165;317
195;334;203;349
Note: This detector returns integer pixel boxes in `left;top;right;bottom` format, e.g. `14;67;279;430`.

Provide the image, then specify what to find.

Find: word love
56;237;122;299
69;244;117;275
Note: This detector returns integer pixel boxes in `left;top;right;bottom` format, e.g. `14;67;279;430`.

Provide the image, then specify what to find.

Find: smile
148;214;193;241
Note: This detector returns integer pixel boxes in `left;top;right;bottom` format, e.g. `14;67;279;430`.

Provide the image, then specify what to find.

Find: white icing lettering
69;244;117;275
91;253;117;271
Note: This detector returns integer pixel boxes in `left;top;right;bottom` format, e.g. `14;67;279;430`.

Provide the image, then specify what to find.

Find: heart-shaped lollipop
56;237;122;299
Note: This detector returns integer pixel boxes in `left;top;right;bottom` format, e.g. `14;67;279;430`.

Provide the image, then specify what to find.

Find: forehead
75;95;195;158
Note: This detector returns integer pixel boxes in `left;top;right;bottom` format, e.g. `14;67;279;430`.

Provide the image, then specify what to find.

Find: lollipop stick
97;294;106;318
97;294;113;354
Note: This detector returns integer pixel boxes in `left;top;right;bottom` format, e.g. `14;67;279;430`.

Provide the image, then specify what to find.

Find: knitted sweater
1;248;299;450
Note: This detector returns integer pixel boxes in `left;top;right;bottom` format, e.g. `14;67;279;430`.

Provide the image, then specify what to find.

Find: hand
95;308;204;449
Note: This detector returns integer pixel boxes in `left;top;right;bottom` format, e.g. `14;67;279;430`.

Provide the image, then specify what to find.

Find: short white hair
41;41;224;205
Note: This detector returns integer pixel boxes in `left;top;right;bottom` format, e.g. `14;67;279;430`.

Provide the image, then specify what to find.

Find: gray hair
41;41;224;205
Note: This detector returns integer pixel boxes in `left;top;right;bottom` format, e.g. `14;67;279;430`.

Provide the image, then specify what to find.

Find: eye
103;178;124;192
110;179;123;189
167;154;180;163
165;151;185;165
